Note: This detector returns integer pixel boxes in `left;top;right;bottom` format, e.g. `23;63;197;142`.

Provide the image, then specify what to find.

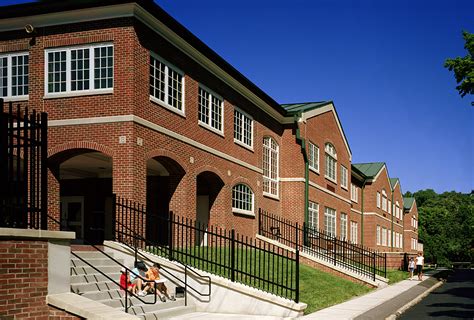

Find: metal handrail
48;214;159;313
115;220;212;305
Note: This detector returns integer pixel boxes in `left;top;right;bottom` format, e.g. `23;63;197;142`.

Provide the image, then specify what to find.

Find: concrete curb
384;279;445;320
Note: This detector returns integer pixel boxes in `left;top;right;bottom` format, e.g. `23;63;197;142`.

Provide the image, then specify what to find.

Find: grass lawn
386;269;410;284
299;264;373;314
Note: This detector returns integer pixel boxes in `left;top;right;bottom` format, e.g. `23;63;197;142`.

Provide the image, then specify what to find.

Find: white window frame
382;227;387;246
232;184;254;216
350;221;358;244
308;201;319;232
395;201;400;219
44;43;113;98
351;183;358;202
324;207;336;237
340;165;348;189
388;200;392;215
262;136;279;198
382;190;387;212
377;192;381;208
150;53;185;116
198;84;224;135
233;107;253;150
308;142;319;173
0;52;29;101
324;143;337;183
340;213;348;240
376;225;381;245
388;230;391;247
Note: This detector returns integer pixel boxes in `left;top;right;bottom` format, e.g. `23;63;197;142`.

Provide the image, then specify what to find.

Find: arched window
325;143;337;182
263;137;279;197
232;184;254;215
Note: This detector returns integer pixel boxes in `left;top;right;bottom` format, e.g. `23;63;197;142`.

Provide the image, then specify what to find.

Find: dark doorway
146;157;184;246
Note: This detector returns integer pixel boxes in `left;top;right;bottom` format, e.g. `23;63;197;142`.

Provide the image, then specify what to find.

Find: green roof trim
352;162;385;179
403;197;415;210
281;101;331;115
390;178;399;189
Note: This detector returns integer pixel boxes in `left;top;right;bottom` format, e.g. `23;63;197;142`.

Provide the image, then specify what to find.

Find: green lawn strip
386;269;410;284
299;264;372;314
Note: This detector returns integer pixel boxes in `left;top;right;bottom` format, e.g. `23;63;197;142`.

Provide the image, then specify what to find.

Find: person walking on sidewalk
415;252;424;281
408;257;416;280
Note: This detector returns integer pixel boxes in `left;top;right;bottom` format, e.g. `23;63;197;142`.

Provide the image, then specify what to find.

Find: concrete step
138;305;196;320
71;272;121;284
71;265;120;275
81;288;123;301
127;298;185;314
72;250;115;259
71;257;123;267
71;281;119;294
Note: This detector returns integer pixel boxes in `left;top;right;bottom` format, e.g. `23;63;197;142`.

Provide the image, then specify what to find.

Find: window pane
94;45;113;89
47;50;67;93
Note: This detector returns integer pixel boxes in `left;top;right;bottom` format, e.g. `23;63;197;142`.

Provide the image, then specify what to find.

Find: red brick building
0;0;418;253
403;197;420;253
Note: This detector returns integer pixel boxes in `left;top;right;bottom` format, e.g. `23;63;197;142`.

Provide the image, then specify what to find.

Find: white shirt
415;256;424;266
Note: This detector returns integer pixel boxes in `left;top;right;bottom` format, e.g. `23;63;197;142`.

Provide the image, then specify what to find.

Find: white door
60;196;84;240
196;195;209;246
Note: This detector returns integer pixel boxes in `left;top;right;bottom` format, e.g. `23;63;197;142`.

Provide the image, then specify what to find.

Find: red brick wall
0;240;81;319
403;201;419;253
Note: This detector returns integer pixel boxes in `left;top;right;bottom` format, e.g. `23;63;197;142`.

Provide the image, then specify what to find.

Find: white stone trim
0;227;75;240
350;208;362;215
279;177;352;204
363;212;404;227
48;115;263;174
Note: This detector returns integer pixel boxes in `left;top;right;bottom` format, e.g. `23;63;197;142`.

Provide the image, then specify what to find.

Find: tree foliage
444;31;474;103
405;189;474;265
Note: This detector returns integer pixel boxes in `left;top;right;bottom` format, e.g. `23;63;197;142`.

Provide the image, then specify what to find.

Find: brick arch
194;165;226;184
48;141;115;159
145;148;189;173
230;176;258;194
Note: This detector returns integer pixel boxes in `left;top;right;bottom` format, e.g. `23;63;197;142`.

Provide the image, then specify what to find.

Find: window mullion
7;55;11;98
89;47;94;91
66;49;71;93
164;64;169;104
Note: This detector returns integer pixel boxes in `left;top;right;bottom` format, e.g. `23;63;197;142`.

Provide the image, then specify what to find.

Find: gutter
294;113;309;241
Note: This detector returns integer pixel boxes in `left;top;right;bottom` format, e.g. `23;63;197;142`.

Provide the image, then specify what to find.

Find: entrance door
61;196;84;240
196;195;209;246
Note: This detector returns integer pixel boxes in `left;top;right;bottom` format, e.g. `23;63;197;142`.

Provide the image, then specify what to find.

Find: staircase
71;250;196;319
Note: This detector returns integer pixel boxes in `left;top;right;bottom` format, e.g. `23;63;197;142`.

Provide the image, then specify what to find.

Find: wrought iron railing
113;195;299;302
0;100;47;229
258;209;386;280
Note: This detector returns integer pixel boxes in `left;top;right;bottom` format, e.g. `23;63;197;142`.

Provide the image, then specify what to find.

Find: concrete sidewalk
167;271;444;320
302;271;443;320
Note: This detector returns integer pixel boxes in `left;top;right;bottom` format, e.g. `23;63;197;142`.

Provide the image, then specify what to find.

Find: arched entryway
49;149;113;244
196;171;224;246
146;156;185;245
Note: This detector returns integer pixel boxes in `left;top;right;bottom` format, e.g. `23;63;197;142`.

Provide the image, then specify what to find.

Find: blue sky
4;0;474;193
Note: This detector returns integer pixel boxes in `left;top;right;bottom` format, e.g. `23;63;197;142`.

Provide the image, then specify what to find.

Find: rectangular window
388;200;392;215
263;137;279;197
234;108;253;148
388;230;391;247
45;43;113;96
324;207;336;237
198;86;223;133
350;221;358;244
340;213;347;240
382;196;387;212
382;227;387;246
376;225;381;245
308;201;319;232
0;52;29;99
377;192;381;208
309;142;319;172
150;54;184;113
340;165;348;189
325;154;337;181
351;184;358;202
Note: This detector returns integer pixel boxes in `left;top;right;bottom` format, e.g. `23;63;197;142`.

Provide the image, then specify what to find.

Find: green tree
444;31;474;105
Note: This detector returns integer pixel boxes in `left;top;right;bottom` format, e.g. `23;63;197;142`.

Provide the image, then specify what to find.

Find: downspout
391;188;394;252
294;114;309;237
361;180;366;245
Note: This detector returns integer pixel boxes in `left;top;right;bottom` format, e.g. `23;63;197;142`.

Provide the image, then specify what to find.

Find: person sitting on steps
143;262;175;302
130;260;148;296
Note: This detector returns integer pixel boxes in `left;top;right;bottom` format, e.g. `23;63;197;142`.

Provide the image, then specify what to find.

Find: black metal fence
113;195;299;302
258;209;386;280
0;100;48;229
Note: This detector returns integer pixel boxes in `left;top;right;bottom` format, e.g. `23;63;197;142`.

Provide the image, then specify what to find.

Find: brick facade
0;239;81;319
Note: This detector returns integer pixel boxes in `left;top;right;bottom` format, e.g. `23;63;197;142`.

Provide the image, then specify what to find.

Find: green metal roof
281;101;330;115
352;162;385;179
390;178;399;189
403;197;415;210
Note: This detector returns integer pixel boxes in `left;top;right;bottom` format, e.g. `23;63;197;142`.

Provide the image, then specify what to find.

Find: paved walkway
168;271;443;320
